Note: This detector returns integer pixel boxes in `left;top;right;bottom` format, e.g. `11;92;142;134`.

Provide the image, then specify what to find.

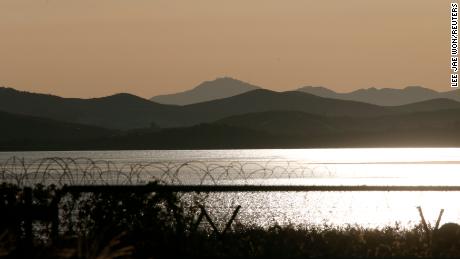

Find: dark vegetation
0;111;115;143
2;183;460;259
2;109;460;150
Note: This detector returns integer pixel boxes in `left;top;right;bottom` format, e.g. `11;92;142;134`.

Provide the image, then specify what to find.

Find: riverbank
1;183;457;258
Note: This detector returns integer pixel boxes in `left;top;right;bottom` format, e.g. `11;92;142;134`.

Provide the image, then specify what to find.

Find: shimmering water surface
1;148;460;228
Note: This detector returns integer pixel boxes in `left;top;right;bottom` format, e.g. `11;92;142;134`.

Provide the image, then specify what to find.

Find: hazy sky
0;0;451;98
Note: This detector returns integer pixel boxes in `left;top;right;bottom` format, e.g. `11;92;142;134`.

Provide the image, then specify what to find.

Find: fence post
222;205;241;235
198;205;241;237
190;209;205;234
434;209;445;230
417;206;431;245
23;187;33;250
199;205;220;235
51;191;61;242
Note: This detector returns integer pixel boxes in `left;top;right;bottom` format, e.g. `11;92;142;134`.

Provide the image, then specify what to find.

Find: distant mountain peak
297;85;460;106
404;85;424;89
195;77;254;90
298;85;332;91
402;85;438;93
150;77;261;105
353;85;436;93
101;92;143;100
202;76;241;83
295;86;338;98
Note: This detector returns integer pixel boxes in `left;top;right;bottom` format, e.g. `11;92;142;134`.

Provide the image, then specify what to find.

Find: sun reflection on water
2;148;460;228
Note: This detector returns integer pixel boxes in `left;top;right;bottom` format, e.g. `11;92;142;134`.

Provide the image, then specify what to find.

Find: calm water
1;148;460;228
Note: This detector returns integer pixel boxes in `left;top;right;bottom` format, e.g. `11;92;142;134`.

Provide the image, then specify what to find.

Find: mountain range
296;85;460;106
0;87;180;130
149;77;460;106
4;86;460;131
2;78;460;149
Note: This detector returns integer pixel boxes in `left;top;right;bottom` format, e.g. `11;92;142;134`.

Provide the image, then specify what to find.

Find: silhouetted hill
179;89;391;124
139;90;460;122
295;86;342;99
296;86;459;106
390;98;460;113
0;110;114;143
3;86;460;131
0;122;278;150
347;86;439;106
0;87;390;129
150;77;261;105
155;79;460;107
97;123;277;149
0;87;180;130
216;111;347;136
183;89;460;126
162;89;460;126
2;108;460;150
440;88;460;101
216;109;460;138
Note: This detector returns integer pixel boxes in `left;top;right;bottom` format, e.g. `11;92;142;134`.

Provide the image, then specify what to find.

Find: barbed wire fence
0;157;338;243
2;156;460;247
0;156;334;187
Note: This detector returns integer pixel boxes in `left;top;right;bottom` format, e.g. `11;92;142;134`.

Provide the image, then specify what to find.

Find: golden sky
0;0;451;98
